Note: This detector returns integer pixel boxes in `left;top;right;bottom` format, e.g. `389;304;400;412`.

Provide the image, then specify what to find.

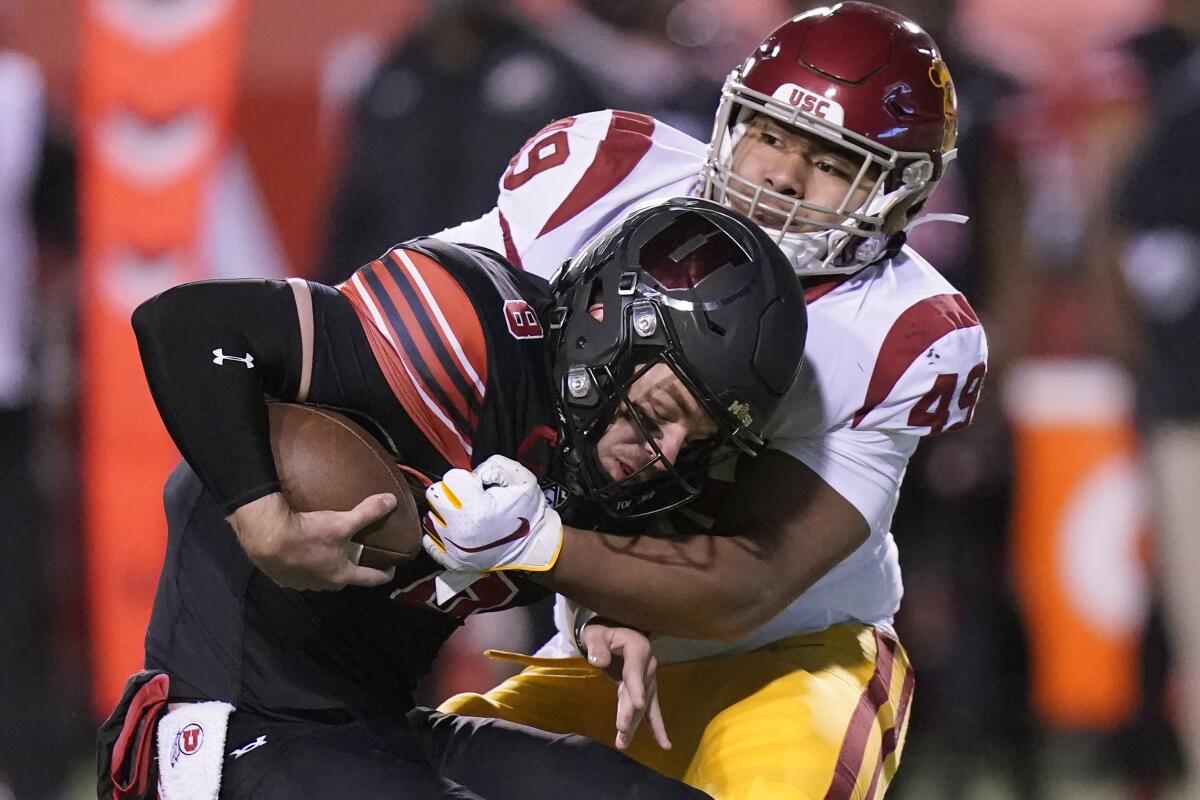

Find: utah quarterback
98;201;805;800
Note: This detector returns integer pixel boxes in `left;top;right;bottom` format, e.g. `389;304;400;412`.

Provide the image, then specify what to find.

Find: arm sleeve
132;278;305;512
134;278;410;513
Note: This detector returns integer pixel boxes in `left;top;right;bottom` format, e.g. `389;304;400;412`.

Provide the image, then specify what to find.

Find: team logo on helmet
771;84;846;125
928;58;958;151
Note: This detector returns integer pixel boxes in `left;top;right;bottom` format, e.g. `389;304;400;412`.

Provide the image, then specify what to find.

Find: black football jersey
142;239;556;718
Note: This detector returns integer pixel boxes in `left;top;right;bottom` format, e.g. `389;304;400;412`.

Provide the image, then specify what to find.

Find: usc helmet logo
928;58;958;151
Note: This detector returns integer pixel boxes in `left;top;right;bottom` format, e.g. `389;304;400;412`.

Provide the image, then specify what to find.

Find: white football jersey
433;110;989;663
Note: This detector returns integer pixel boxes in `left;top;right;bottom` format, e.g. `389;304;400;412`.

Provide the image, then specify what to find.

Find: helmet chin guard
700;2;964;277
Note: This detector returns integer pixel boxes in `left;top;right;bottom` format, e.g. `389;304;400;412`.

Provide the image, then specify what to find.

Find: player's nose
763;153;806;198
649;425;688;468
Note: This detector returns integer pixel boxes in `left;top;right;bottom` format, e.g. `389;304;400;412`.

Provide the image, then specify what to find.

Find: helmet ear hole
586;279;604;319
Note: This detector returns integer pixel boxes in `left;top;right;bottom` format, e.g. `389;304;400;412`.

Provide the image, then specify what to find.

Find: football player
97;200;804;799
421;3;988;798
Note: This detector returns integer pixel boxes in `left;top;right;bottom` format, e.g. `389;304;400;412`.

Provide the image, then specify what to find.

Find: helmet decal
928;57;958;151
727;399;753;429
770;84;846;125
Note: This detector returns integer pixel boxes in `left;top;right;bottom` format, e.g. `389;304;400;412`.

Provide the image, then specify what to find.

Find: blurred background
1;0;1198;797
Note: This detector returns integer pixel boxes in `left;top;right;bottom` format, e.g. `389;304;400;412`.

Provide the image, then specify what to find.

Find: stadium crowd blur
2;0;1199;797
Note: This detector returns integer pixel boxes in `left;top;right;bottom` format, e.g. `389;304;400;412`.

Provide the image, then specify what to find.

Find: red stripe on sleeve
538;111;655;237
851;293;980;428
339;271;473;469
371;258;478;429
389;249;488;406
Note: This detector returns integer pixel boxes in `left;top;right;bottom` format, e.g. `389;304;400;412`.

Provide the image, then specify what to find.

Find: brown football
267;402;422;569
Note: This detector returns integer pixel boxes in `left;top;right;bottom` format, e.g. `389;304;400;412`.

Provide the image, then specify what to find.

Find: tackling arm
536;449;870;640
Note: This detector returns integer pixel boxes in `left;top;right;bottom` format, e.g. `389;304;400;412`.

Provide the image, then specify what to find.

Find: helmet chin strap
906;212;970;229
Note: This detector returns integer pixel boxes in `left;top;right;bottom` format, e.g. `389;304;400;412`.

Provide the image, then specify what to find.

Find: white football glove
422;454;563;576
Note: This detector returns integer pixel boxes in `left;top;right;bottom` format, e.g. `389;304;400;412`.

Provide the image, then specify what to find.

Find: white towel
156;701;235;800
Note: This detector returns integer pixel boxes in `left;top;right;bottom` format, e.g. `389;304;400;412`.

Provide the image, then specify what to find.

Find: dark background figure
316;0;605;284
0;44;79;800
530;0;724;141
1091;2;1200;794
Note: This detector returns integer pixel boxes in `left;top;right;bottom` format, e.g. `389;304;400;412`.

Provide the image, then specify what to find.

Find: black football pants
218;706;711;799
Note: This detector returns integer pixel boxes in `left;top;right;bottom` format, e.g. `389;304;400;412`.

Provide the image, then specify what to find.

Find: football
267;402;422;570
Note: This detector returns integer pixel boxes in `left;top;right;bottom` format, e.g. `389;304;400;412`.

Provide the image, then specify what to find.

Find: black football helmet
548;197;807;518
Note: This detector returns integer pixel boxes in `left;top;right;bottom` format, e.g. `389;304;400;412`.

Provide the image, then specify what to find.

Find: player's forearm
535;525;802;640
537;452;873;639
226;491;291;556
132;279;302;512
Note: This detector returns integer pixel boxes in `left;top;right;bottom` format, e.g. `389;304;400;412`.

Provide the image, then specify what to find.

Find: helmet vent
641;211;749;290
586;279;604;315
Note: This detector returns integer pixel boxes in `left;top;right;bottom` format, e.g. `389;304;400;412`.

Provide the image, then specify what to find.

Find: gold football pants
438;623;914;799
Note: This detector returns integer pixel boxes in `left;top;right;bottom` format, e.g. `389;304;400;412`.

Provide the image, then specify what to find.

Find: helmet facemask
564;351;737;519
701;73;946;277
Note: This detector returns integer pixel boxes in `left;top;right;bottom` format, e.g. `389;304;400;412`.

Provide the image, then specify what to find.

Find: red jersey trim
498;210;522;269
802;274;852;304
389;249;488;408
538;111;656;237
339;248;490;469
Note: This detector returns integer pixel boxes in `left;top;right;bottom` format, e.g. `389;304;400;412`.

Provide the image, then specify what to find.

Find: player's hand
579;622;671;752
422;455;563;576
228;491;398;591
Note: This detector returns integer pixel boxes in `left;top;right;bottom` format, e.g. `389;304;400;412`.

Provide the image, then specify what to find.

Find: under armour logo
212;348;254;368
230;735;267;759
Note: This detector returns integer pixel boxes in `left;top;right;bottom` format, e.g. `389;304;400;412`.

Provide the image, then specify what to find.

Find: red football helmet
701;2;960;276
